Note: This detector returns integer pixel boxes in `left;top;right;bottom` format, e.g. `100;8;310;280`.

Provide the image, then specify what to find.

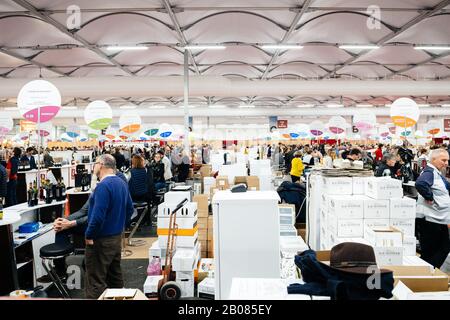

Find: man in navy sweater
84;154;134;299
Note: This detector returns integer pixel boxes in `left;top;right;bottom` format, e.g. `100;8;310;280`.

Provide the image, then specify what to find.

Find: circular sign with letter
390;98;420;128
17;80;61;123
159;123;174;139
84;100;113;130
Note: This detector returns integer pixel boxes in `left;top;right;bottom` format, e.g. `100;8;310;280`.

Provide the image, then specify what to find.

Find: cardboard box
193;194;209;212
203;177;216;195
198;277;215;299
390;198;416;219
207;215;213;229
200;165;212;177
386;266;449;292
157;216;197;230
402;236;417;256
390;218;415;236
143;276;163;297
402;255;433;270
363;219;390;235
363;198;390;219
164;191;192;204
352;177;370;195
176;278;194;298
207;228;213;241
246;176;260;191
331;237;371;246
323;177;353;195
365;227;403;247
393;281;450;300
172;247;198;271
176;270;195;280
328;195;364;219
210;187;219;200
157;202;197;218
198;229;207;241
374;246;403;266
198;217;208;229
207;239;214;252
233;176;247;185
328;215;364;238
158;233;198;249
216;176;230;190
365;177;403;200
99;289;148;300
320;193;329;212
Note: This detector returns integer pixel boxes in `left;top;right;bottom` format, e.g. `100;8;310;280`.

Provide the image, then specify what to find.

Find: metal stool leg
128;207;148;247
121;233;133;258
41;259;70;299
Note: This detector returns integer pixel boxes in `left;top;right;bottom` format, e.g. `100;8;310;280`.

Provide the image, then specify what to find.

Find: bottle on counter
54;179;61;201
27;183;34;207
60;180;66;200
32;181;38;206
45;179;53;204
39;179;45;202
0;202;3;220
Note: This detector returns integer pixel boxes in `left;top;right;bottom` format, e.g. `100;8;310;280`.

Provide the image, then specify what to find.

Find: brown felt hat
329;242;391;275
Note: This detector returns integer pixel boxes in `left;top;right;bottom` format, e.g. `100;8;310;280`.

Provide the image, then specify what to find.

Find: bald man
415;148;450;268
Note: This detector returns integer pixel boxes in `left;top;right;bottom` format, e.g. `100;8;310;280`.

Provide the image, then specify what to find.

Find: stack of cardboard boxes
145;191;200;298
193;194;210;258
320;176;417;263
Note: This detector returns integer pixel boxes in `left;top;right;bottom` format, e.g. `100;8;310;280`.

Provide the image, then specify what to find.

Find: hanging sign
0;116;13;135
353;110;376;131
119;111;141;134
328;116;347;134
424;119;441;136
84;100;113;130
390;97;420;128
310;120;325;136
277;119;288;129
17;80;61;123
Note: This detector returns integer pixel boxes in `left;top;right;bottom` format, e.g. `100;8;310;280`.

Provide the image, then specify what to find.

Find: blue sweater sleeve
85;184;110;239
415;169;434;201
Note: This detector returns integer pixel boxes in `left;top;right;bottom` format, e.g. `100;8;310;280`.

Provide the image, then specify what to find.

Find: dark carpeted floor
47;256;150;299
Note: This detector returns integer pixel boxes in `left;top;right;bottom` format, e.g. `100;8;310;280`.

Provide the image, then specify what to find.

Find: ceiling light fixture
178;105;197;108
297;104;314;108
414;46;450;51
119;106;137;109
4;107;18;111
356;104;373;107
339;44;380;50
441;104;450;107
183;45;226;50
239;105;256;108
261;45;303;50
417;104;430;107
106;46;148;51
326;104;344;108
62;106;78;110
148;106;166;109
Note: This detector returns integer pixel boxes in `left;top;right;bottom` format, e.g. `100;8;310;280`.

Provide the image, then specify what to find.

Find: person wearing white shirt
158;150;173;181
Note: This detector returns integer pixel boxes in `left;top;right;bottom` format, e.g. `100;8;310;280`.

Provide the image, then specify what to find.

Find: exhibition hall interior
0;0;450;302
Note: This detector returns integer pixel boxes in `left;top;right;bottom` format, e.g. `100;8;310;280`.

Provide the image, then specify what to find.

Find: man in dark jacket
6;147;21;207
375;153;398;178
112;147;126;171
0;162;7;201
20;147;37;169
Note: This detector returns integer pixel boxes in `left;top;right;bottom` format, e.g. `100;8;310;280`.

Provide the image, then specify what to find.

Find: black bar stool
127;202;149;247
40;243;74;299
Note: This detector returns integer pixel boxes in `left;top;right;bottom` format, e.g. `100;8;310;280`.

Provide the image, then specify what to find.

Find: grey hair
97;154;116;170
383;153;396;162
429;148;449;161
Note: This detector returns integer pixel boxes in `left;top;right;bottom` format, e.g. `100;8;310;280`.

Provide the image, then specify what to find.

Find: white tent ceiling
0;0;450;114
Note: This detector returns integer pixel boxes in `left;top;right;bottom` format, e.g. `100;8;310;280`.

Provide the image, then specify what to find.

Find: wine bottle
60;179;66;200
27;183;34;207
